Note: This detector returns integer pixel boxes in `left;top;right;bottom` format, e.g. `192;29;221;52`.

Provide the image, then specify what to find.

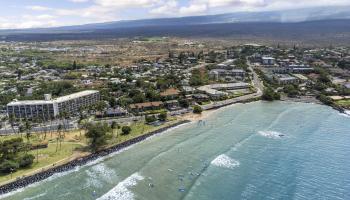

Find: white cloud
2;0;350;29
179;4;207;15
93;0;161;8
150;0;178;15
69;0;90;2
26;5;52;11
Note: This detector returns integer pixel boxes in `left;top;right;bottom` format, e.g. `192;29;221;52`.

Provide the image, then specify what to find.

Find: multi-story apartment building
6;90;100;120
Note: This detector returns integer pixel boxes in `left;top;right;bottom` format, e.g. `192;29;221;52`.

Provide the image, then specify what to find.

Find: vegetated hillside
1;19;350;45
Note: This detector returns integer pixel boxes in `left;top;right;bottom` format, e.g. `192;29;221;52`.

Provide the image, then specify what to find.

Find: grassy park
0;118;179;185
335;99;350;108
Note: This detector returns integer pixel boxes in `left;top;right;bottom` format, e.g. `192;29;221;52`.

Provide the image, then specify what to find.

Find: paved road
184;62;208;73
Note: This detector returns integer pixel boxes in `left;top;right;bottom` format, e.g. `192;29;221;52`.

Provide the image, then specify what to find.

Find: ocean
1;101;350;200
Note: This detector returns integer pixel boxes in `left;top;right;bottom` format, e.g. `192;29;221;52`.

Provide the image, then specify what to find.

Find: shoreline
1;98;348;196
0;120;190;195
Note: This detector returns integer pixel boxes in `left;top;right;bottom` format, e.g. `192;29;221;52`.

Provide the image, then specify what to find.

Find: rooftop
160;88;180;97
7;90;99;106
55;90;99;103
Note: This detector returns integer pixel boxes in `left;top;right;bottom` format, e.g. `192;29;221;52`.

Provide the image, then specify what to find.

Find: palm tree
49;116;54;139
111;121;119;140
56;124;63;152
78;109;86;139
9;114;18;135
24;120;32;143
78;119;85;139
59;111;69;138
1;116;8;134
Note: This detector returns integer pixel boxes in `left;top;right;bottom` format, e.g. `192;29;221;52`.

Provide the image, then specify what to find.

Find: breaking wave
97;173;144;200
211;154;240;169
258;131;285;139
339;110;350;118
85;163;117;188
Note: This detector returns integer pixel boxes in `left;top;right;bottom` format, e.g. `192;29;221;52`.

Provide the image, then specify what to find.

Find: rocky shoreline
0;120;190;195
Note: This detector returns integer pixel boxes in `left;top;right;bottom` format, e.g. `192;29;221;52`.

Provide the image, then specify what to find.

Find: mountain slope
0;6;350;44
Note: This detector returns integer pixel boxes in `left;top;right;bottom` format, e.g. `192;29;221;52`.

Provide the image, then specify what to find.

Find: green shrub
193;105;203;114
121;126;132;135
0;160;19;173
145;115;157;123
18;154;35;168
158;112;167;121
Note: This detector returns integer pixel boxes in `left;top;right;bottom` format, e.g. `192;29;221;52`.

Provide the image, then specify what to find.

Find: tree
72;60;77;70
158;112;167;121
78;118;86;138
0;138;33;174
58;111;69;138
19;124;26;137
85;123;111;151
145;115;157;124
283;85;299;97
9;114;18;135
190;69;208;86
0;160;19;173
193;105;203;114
262;87;280;101
24;120;32;142
94;101;107;116
179;99;189;108
317;94;333;106
18;154;35;168
121;126;131;135
56;124;63;152
111;121;119;135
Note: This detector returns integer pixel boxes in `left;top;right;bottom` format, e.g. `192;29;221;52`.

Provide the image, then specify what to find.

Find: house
129;101;164;112
292;74;309;83
262;56;276;66
274;74;299;85
197;83;250;99
160;88;180;99
165;100;180;111
209;69;246;81
96;107;128;118
182;86;196;94
192;94;210;103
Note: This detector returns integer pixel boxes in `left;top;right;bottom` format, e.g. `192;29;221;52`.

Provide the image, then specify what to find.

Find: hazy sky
0;0;350;29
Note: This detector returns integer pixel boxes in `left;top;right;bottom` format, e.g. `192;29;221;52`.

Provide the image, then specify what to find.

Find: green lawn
0;119;179;185
336;99;350;108
107;120;178;146
0;142;84;184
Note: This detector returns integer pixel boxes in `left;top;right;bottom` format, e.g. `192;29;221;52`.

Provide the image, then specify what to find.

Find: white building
262;57;276;66
7;90;100;120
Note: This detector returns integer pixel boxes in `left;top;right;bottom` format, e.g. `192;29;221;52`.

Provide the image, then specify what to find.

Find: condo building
6;90;100;120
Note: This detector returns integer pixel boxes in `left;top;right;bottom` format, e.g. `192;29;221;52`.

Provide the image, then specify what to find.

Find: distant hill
1;6;350;45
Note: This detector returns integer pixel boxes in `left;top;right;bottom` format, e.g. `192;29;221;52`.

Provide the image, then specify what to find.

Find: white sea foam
23;192;47;200
0;167;80;199
85;163;117;188
258;131;285;139
339;110;350;118
97;173;144;200
0;122;189;199
211;154;240;169
143;122;190;142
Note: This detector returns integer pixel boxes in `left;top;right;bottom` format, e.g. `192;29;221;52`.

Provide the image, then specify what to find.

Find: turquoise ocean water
1;101;350;200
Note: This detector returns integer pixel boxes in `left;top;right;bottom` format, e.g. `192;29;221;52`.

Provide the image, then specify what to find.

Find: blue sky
0;0;350;29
